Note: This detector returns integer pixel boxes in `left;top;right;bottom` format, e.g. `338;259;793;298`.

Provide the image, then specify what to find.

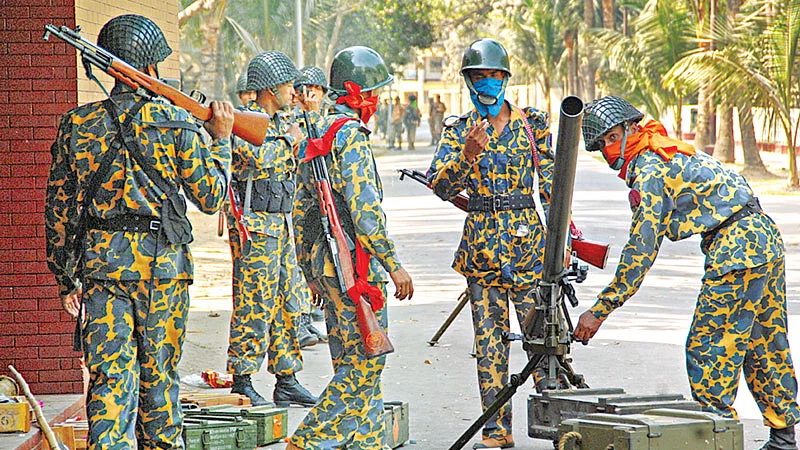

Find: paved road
180;123;800;449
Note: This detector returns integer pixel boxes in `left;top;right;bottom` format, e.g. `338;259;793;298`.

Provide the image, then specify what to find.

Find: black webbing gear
467;194;536;212
701;197;762;245
87;214;161;233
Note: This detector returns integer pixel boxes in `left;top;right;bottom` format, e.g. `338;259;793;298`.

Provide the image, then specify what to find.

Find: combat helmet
97;14;172;69
235;72;250;94
329;46;393;96
582;96;644;152
460;38;511;77
246;51;300;92
295;66;328;93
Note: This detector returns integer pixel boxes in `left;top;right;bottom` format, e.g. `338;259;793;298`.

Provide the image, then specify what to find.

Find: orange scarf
601;120;696;179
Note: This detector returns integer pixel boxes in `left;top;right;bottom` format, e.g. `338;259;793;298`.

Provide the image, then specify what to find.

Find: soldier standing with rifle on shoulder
225;51;318;408
287;46;413;450
427;38;557;450
45;14;234;449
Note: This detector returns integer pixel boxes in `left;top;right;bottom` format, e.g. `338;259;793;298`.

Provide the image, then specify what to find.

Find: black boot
302;313;328;343
297;318;319;349
230;374;270;406
761;427;798;450
273;373;318;407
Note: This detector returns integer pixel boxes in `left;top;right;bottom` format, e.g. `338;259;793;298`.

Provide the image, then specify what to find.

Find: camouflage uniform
588;150;799;428
46;88;231;449
428;105;553;440
291;106;401;449
226;102;306;377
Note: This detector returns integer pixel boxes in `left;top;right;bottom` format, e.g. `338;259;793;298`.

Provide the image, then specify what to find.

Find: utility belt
87;215;162;233
467;194;536;212
701;197;762;243
235;177;295;213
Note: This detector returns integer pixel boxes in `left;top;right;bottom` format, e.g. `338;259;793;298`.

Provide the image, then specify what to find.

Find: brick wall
0;0;182;395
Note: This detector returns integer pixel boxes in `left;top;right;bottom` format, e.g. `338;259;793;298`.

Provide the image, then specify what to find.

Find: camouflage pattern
427;104;552;441
291;104;403;447
289;277;389;449
46;87;231;449
688;258;799;428
225;101;306;376
588;150;797;429
428;106;553;288
469;283;537;440
97;14;172;69
83;278;189;449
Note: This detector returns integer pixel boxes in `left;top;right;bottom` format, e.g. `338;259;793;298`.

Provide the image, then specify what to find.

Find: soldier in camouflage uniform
235;71;256;107
287;46;414;450
427;39;554;449
226;51;318;408
574;96;800;450
45;14;234;449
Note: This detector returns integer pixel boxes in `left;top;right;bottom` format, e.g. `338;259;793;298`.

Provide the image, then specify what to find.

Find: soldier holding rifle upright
224;51;318;408
45;14;233;449
288;46;413;450
574;96;800;450
427;38;555;449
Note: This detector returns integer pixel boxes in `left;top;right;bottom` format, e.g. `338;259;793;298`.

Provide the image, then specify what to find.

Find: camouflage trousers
82;278;188;450
227;226;304;376
687;258;800;429
290;277;388;449
468;283;535;440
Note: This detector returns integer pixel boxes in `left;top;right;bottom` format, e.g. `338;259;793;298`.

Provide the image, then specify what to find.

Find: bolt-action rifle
302;112;394;358
398;169;611;270
43;24;269;147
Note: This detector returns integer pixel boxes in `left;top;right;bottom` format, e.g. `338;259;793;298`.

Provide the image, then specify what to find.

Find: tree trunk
694;85;712;151
582;0;596;100
602;0;615;30
324;4;349;70
675;98;683;140
738;105;772;178
714;103;734;162
564;29;578;95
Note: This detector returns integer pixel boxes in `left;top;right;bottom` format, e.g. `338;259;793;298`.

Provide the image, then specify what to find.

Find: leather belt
467;194;536;212
87;215;162;233
701;197;762;243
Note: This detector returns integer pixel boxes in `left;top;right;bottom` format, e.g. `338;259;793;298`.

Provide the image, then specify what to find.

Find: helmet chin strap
271;88;291;111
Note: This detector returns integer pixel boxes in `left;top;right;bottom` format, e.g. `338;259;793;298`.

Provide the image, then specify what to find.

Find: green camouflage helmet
235;72;250;93
460;38;511;77
329;46;393;95
294;66;328;92
246;51;300;92
582;96;644;151
97;14;172;69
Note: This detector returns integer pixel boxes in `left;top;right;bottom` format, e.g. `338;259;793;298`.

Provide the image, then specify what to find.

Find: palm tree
666;0;800;187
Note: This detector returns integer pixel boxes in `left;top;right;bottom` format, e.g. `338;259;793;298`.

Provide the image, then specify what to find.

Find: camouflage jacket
294;106;401;283
230;103;300;236
46;90;231;295
428;105;553;288
589;150;784;320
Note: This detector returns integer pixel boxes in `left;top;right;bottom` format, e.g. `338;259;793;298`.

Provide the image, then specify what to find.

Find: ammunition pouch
160;193;193;245
701;197;762;245
467;193;536;212
237;178;295;213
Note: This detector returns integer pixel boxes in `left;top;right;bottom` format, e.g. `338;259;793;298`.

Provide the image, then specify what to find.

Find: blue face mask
469;77;506;118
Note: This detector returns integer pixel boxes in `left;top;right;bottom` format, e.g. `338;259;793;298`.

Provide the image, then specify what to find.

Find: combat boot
297;319;319;349
273;373;318;407
230;374;270;406
302;313;328;343
761;427;798;450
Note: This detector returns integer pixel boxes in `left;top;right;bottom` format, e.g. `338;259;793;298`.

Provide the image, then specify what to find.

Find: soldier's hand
307;279;324;307
287;123;304;146
463;120;490;162
573;310;603;344
205;101;235;140
300;89;321;113
389;268;413;301
61;285;82;318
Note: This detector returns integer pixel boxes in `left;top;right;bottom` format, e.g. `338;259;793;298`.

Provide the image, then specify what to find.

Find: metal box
558;408;743;450
0;396;31;433
182;416;258;450
384;401;409;448
529;388;701;441
185;405;288;446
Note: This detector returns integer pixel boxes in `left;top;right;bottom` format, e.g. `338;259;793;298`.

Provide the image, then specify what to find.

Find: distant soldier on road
574;95;800;450
46;14;233;449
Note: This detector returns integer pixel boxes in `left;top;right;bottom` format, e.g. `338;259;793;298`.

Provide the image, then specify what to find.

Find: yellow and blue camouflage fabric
46;89;231;450
428;104;553;441
291;106;402;448
590;150;797;428
226;102;306;376
428;105;553;288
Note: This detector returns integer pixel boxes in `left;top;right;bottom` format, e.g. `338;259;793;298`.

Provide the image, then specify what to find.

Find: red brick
16;333;61;347
2;103;33;116
0;288;18;300
9;90;53;103
0;274;38;288
38;298;61;311
39;345;74;359
12;261;48;274
0;311;13;323
7;368;37;383
32;78;74;92
4;322;38;336
0;200;38;214
6;19;51;33
8;66;54;79
26;360;62;376
12;189;47;203
14;284;55;299
4;236;43;250
11;212;44;226
0;263;11;275
37;274;55;285
30;6;73;18
0;31;33;44
0;336;12;348
11;164;48;178
39;102;74;115
32;379;83;395
0;127;33;141
0;152;35;164
0;215;9;227
0;79;33;92
33;125;58;140
2;7;30;18
30;54;75;68
40;320;73;334
9;346;38;359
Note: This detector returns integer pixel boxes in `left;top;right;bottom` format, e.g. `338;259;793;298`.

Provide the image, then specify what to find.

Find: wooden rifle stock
305;113;393;358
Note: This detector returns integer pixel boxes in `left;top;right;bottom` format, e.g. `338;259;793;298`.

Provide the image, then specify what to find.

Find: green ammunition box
185;405;288;446
384;401;409;448
529;388;701;441
558;408;743;450
182;416;258;450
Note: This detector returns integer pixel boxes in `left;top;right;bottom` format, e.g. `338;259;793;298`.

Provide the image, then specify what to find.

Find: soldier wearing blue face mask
427;38;555;449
